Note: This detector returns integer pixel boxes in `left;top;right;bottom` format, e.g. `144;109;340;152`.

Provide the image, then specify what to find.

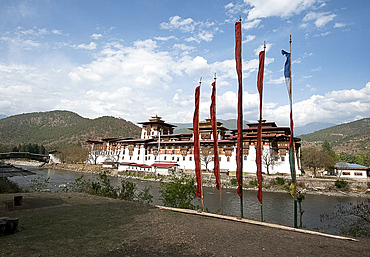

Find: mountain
0;110;141;149
294;122;336;136
300;118;370;155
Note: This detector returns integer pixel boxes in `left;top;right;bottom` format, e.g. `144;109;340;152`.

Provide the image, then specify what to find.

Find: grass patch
0;192;152;256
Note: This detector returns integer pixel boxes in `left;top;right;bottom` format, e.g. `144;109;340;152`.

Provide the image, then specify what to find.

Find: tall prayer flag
210;80;220;190
235;21;243;198
256;50;265;205
283;36;298;228
282;49;293;148
193;85;202;199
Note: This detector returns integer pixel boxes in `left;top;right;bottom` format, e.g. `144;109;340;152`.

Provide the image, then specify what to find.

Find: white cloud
243;0;318;20
302;11;336;28
244;35;256;43
173;43;195;55
185;56;210;75
154;36;177;41
91;33;102;40
75;42;97;50
198;30;213;42
253;43;273;55
267;77;285;85
242;19;261;30
334;22;345;28
267;83;370;126
160;16;196;33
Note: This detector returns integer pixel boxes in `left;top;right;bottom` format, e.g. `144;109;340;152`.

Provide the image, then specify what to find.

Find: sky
1;0;369;128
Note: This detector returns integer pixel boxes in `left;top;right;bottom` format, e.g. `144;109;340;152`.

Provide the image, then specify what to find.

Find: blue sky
1;0;369;127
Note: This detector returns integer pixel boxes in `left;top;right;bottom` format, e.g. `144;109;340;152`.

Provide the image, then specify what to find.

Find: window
355;172;363;176
343;172;350;175
219;157;221;161
177;157;180;162
148;156;150;160
244;155;247;160
129;156;132;160
137;157;139;160
164;156;167;160
281;156;285;161
172;156;175;161
154;156;157;160
138;149;140;154
189;156;192;161
183;157;186;161
227;157;230;162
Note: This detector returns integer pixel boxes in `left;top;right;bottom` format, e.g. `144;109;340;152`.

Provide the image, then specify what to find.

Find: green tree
59;145;89;164
301;146;334;177
321;140;335;173
159;173;197;209
338;152;357;164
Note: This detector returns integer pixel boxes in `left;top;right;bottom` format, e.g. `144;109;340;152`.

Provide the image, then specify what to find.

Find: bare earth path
0;192;369;256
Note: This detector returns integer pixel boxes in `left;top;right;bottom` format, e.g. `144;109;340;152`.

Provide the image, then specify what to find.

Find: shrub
335;179;348;189
159;173;197;209
28;177;50;192
63;173;153;204
230;178;238;186
0;177;22;193
119;180;136;201
275;177;285;185
249;179;258;187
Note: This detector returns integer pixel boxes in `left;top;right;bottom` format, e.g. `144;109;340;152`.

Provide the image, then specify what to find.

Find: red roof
152;162;179;169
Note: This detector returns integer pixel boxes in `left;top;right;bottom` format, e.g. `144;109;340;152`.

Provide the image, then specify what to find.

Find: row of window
120;155;254;162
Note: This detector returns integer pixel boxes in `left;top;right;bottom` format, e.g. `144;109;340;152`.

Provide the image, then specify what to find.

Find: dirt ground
0;192;369;257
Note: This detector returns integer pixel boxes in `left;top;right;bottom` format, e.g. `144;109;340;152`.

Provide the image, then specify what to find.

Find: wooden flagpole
237;17;244;219
259;42;266;222
213;73;223;215
289;35;298;228
199;78;204;212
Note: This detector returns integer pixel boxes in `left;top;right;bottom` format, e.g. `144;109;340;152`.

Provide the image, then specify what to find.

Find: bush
28;177;50;192
0;177;22;193
249;179;258;187
335;179;348;189
159;173;197;209
275;177;285;185
63;173;153;204
230;178;238;186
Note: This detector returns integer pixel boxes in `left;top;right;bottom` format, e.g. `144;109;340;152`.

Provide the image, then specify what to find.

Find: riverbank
4;160;370;198
0;192;369;256
44;162;370;198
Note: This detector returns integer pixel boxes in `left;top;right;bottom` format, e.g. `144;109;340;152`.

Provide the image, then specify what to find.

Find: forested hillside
0;111;141;150
300;118;370;155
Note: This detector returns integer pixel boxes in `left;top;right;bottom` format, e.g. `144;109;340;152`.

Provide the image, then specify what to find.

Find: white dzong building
87;115;301;175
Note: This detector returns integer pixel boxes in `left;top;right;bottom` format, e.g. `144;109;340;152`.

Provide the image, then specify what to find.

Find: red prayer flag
235;21;243;197
256;50;265;205
210;80;220;190
193;85;202;198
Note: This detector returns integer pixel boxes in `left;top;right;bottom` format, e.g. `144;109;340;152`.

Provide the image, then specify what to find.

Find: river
8;166;364;234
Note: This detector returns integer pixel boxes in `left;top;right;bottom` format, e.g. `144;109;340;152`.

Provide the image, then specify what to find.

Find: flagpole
289;35;298;228
199;78;204;212
235;17;244;218
213;73;223;215
194;78;204;212
260;42;266;222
